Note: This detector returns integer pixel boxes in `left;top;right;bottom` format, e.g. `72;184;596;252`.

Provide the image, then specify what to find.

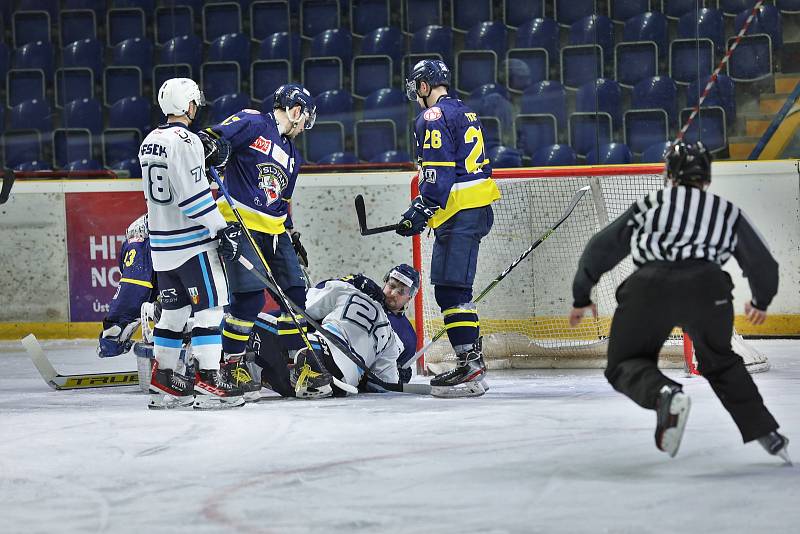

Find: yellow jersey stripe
119;278;153;288
444;321;480;330
430;178;501;228
217;198;287;235
223;330;250;341
226;317;255;328
422;161;456;167
443;308;477;317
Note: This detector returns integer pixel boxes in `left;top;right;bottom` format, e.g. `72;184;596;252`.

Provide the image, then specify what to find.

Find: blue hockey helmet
405;59;451;101
272;84;316;129
384;264;420;297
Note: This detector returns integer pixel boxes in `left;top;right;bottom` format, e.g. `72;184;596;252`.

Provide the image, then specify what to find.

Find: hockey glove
197;130;231;169
218;222;244;262
397;195;439;237
97;320;141;358
398;365;412;384
289;230;308;267
343;273;385;305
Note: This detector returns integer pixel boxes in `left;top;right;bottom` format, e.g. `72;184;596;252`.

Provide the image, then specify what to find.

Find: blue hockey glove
342;273;385;305
197;130;231;169
219;222;244;261
97;320;140;358
397;195;439;237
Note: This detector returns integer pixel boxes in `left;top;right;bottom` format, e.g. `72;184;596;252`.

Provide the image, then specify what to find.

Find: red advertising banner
66;191;147;322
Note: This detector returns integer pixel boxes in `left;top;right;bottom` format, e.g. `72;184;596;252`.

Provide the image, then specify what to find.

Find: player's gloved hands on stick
345;273;385;305
97;320;140;358
219;222;244;261
396;195;439;237
196;130;231;170
289;230;308;267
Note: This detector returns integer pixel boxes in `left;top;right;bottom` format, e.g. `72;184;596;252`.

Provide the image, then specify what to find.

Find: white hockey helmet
157;77;206;117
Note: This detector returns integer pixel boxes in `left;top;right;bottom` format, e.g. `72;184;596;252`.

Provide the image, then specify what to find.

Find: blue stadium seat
632;76;678;126
63;0;108;14
504;0;545;29
735;4;782;49
720;0;759;17
369;150;412;163
469;83;509;103
62;97;103;134
6;69;46;107
615;41;657;89
317;151;358;164
203;2;242;43
352;0;390;37
532;144;577;166
669;38;714;85
62;38;103;78
56;67;94;108
60;9;97;46
586;142;632;164
156;0;204;9
609;0;650;24
18;0;59;19
353;55;392;99
103;128;141;166
640;140;672;162
0;43;9;85
472;93;514;145
315;89;354;132
451;0;491;33
663;0;697;20
404;0;442;34
107;8;146;46
201;61;241;101
465;21;507;58
109;96;151;133
456;51;497;94
14;41;54;81
363;88;407;136
15;160;51;171
152;64;193;100
258;32;301;70
208;33;250;71
569;112;613;157
623;109;669;153
478;116;502;150
515;17;559;62
726;34;772;81
65;158;103;171
310;28;353;66
680;106;727;152
104;66;142;106
210;93;250;123
250;1;290;42
569;15;614;58
155;5;195;45
251;60;290;102
488;145;522;168
113;0;156;11
560;45;603;89
113;37;153;81
410;25;452;65
53;128;93;168
110;158;142;178
687;74;736;125
302;57;343;95
622;12;667;58
777;0;800;14
355;119;397;161
520;80;567;131
12;10;51;48
678;8;725;53
362;27;404;64
515;114;557;157
3;130;43;168
303;121;345;162
506;48;548;93
161;35;203;76
301;0;341;39
555;0;596;28
576;78;622;129
10;99;52;132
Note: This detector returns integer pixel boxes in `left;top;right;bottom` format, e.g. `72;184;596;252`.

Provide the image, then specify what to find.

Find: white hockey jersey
305;280;401;386
139;123;227;271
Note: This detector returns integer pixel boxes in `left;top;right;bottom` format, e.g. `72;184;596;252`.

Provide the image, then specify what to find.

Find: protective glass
405;79;419;101
303;106;317;129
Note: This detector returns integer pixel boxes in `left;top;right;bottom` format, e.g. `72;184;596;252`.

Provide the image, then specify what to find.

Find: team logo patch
188;287;200;305
242;108;260;114
423;107;442;121
249;136;272;156
256;162;289;206
424;167;437;183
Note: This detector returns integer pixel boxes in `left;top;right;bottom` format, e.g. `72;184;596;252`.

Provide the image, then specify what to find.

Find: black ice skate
193;368;245;409
148;360;194;410
758;431;792;465
222;354;262;402
655;384;691;457
430;338;488;398
290;347;332;399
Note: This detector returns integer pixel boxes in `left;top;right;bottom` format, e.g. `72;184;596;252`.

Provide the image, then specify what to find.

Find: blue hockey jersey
413;96;500;228
388;310;416;369
205;110;301;235
107;238;155;325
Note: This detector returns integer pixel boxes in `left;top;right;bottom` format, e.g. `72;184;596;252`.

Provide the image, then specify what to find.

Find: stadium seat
615;41;658;89
12;10;51;48
532;143;577;166
569;112;613;157
678;8;725;53
107;8;146;46
555;0;596;27
111;37;152;82
363;88;407;136
352;0;390;37
569;15;615;58
3;130;43;168
310;29;353;66
317;151;358;164
10;99;52;132
161;35;203;76
62;38;103;78
369;150;412;163
777;0;800;14
258;32;301;75
18;0;59;19
208;33;250;71
520;80;567;131
456;51;497;94
65;159;103;171
472;93;514;145
726;34;772;81
487;145;522;168
250;1;290;42
302;57;343;95
303;121;345;162
152;64;192;100
104;66;142;106
469;83;510;103
506;49;548;93
14;41;54;81
687;74;736;126
113;0;156;11
315;89;355;133
669;38;714;85
735;4;782;49
155;5;195;45
6;69;46;108
719;0;759;16
362;27;404;64
465;21;507;58
53;128;93;168
62;97;103;134
632;76;678;126
410;25;452;65
108;96;151;133
479;116;502;150
201;61;241;101
560;45;603;89
110;157;142;178
251;60;290;102
680;106;727;152
623;109;669;154
622;12;667;58
404;0;442;34
586;142;632;164
63;0;108;13
504;0;545;29
355;119;397;161
60;9;96;46
451;0;491;33
203;2;242;43
576;78;622;129
663;0;697;20
56;67;94;108
640;140;672;162
102;128;141;166
0;43;9;85
209;93;250;123
301;0;341;39
609;0;650;24
352;55;392;99
15;160;51;171
515;114;557;157
515;17;559;63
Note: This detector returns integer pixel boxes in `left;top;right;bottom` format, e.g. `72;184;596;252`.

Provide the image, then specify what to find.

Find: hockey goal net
412;165;769;374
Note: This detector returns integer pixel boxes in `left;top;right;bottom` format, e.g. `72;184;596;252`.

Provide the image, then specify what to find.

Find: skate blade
192;395;245;410
295;384;333;399
777;448;793;466
243;390;263;403
148;392;193;410
660;394;691;457
430;379;487;398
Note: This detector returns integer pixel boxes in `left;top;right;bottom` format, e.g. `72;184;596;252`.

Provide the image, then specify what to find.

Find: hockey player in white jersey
140;78;245;410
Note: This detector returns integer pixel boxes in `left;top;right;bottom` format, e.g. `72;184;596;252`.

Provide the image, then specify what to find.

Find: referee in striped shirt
569;141;789;463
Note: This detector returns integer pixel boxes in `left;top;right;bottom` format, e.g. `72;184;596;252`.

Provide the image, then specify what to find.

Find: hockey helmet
384;264;420;297
272;84;317;129
157;78;206;117
126;214;149;241
405;59;451;101
665;140;712;185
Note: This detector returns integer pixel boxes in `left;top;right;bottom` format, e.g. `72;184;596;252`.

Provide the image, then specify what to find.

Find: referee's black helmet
665;141;712;185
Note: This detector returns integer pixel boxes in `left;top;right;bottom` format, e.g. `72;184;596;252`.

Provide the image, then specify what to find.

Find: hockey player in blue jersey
198;84;316;392
397;59;501;398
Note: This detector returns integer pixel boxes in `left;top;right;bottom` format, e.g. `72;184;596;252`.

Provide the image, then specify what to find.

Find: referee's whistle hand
745;301;767;326
569;304;597;327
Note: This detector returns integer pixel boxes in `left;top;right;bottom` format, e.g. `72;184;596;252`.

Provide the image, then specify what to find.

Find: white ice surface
0;339;798;534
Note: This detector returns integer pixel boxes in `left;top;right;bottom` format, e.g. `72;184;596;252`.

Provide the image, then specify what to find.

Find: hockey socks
222;315;255;356
655;385;691;457
442;304;480;351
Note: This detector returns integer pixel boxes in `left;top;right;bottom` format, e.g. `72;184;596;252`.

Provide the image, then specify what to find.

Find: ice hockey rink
0;339;797;534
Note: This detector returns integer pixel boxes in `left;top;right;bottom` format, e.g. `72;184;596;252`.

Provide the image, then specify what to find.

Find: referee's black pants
605;260;779;442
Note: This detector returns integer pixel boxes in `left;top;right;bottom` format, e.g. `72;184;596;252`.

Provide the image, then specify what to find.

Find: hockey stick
0;168;16;205
354;195;399;235
404;185;591;369
21;334;139;389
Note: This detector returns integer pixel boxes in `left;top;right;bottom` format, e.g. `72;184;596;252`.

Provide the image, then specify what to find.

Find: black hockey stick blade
354;194;400;236
0;168;16;205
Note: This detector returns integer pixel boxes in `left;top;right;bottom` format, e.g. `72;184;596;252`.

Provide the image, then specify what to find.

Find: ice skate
193;368;245;409
148;361;194;410
758;431;792;465
430;338;488;398
654;384;691;457
222;354;262;402
290;347;332;399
